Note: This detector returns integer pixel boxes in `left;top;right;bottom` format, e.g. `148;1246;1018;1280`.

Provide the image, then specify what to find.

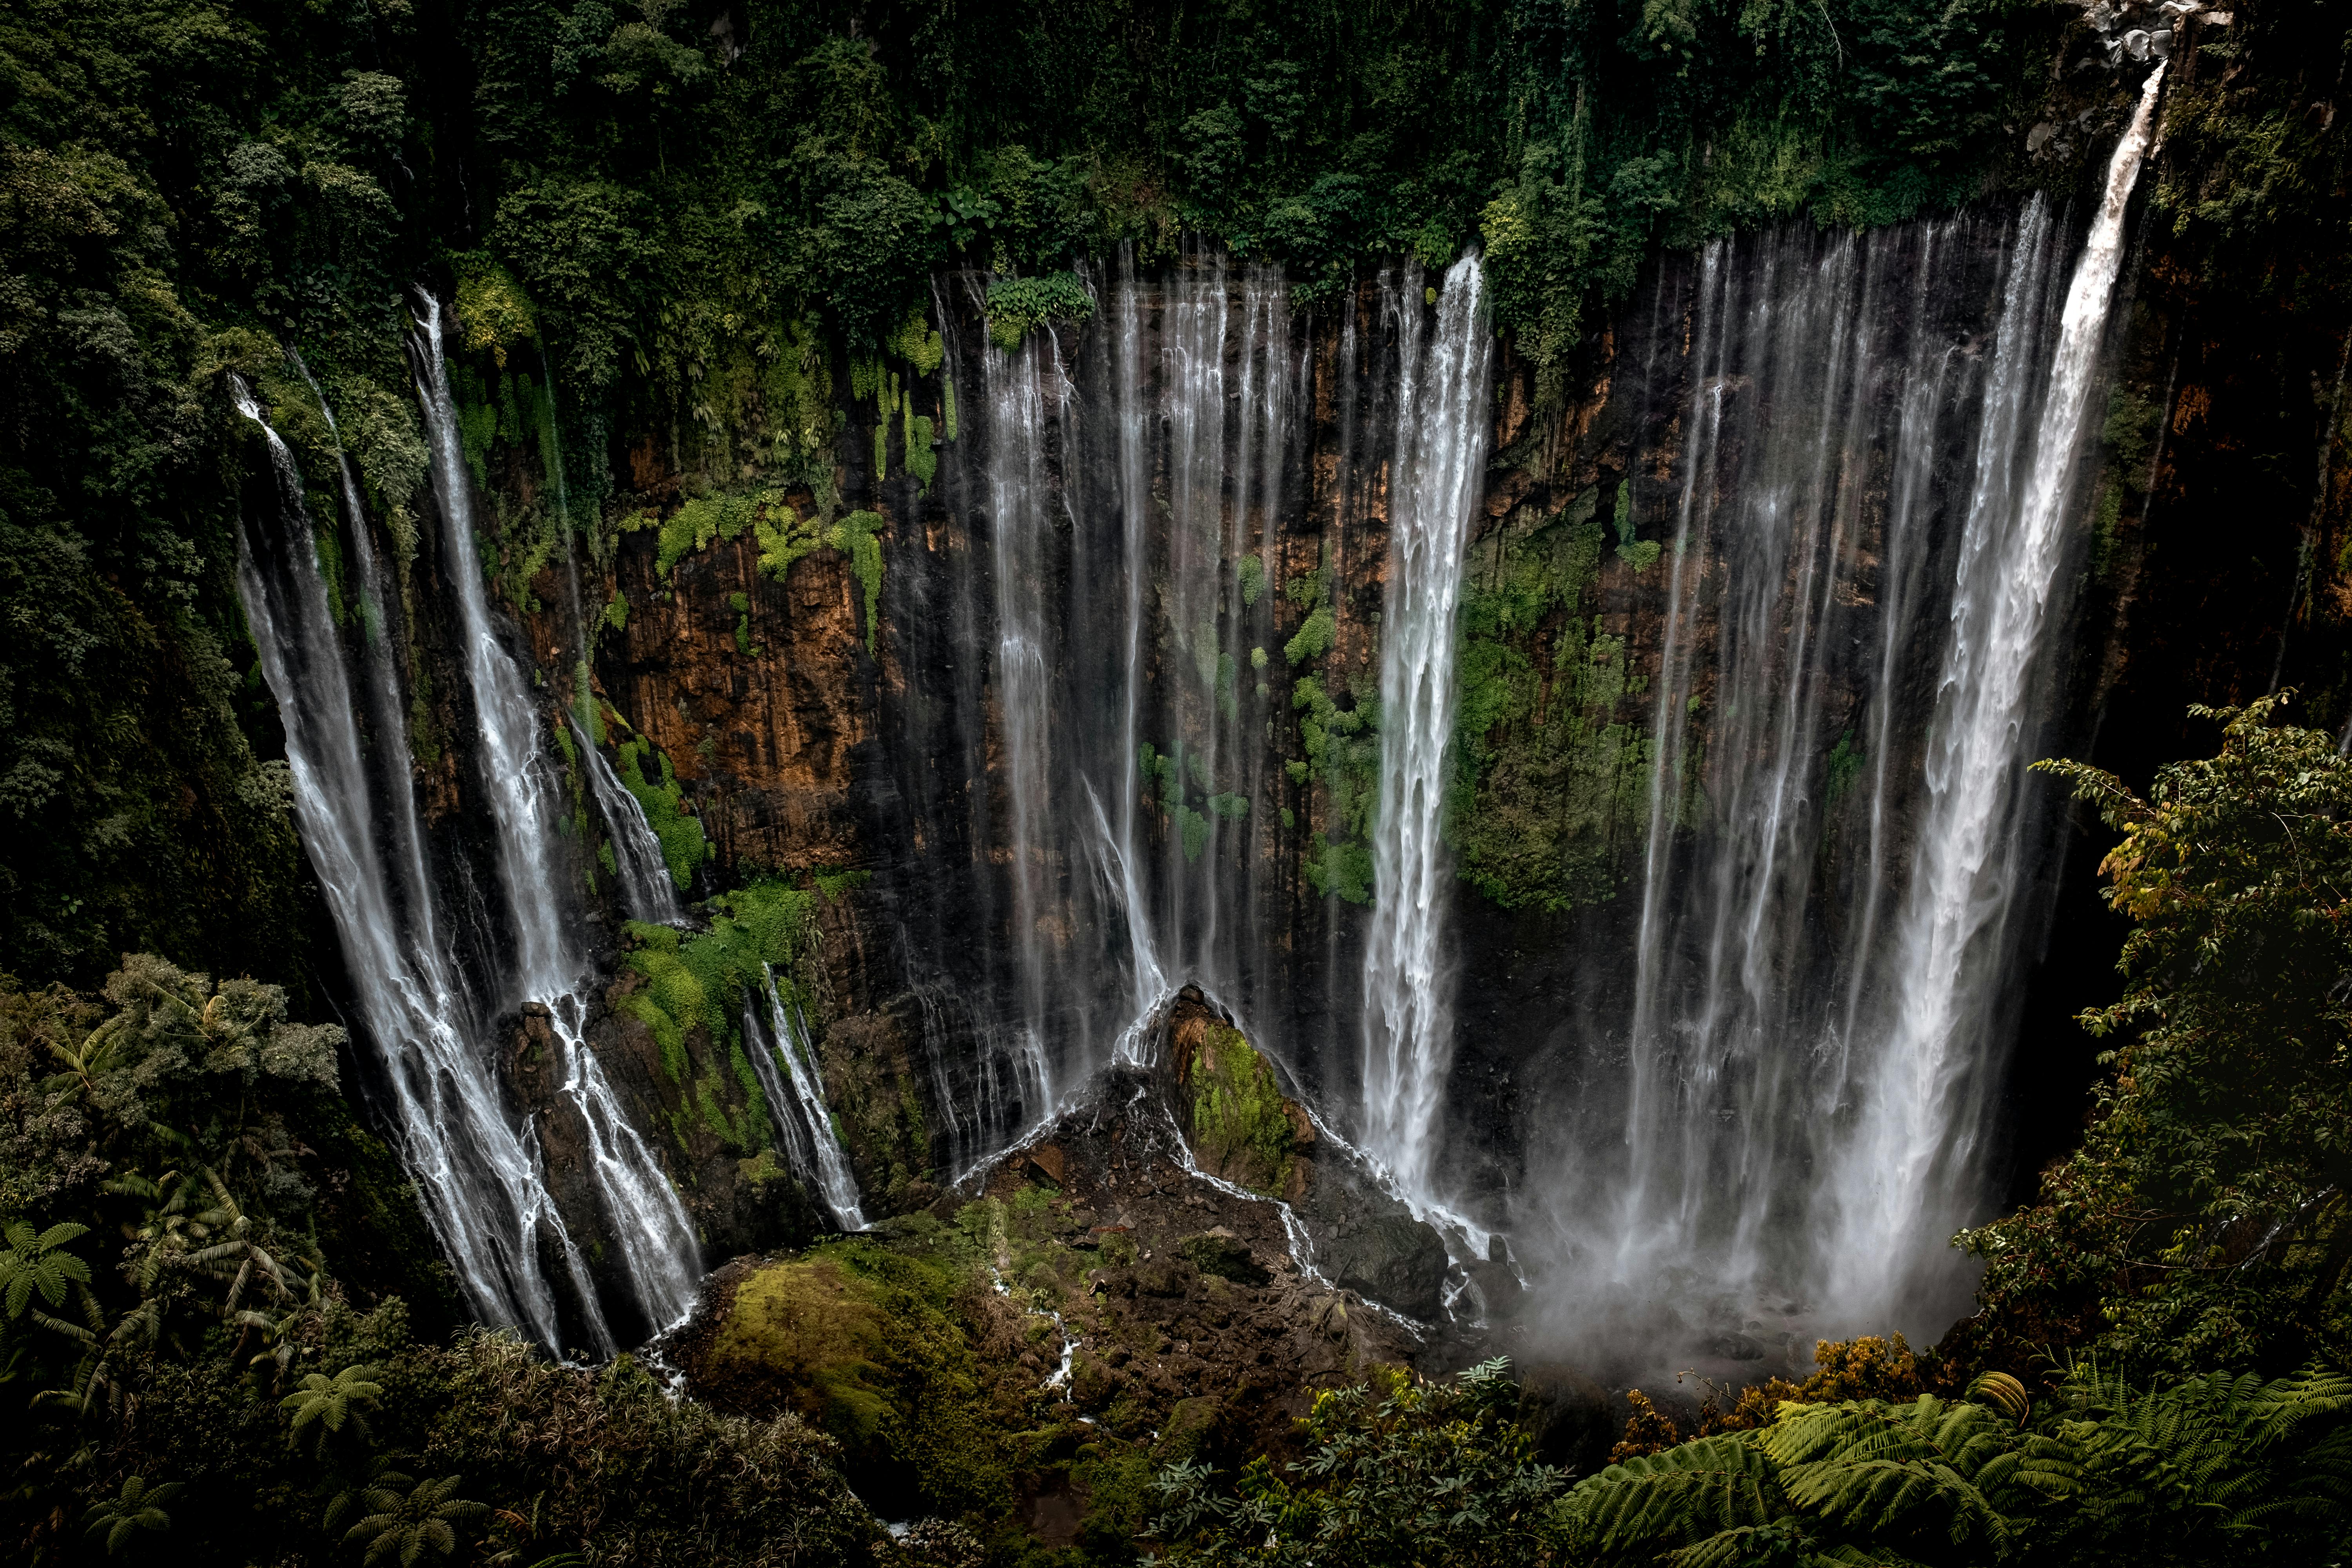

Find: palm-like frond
1565;1362;2352;1567
1;1219;92;1318
2038;1360;2352;1554
281;1363;382;1452
1969;1371;2031;1426
83;1474;183;1555
1559;1433;1787;1559
342;1473;487;1566
1777;1456;2011;1555
1763;1396;2017;1477
1810;1544;1939;1566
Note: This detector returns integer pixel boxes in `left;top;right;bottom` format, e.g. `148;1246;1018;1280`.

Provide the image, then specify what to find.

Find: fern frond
1667;1524;1802;1568
28;1308;96;1345
1971;1433;2088;1511
1765;1396;2018;1478
1813;1543;1940;1566
1779;1457;2011;1554
1559;1434;1788;1557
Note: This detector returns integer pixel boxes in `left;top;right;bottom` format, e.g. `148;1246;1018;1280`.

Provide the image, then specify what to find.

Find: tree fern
1557;1434;1788;1559
1559;1364;2352;1566
1757;1399;2032;1558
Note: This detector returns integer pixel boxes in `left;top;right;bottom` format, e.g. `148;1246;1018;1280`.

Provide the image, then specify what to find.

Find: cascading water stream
229;375;612;1354
1552;211;2070;1336
1093;250;1296;1063
410;294;578;997
1537;74;2163;1344
1829;64;2169;1313
408;292;703;1336
751;965;868;1230
1358;254;1495;1209
287;348;452;976
916;208;2141;1332
573;719;684;925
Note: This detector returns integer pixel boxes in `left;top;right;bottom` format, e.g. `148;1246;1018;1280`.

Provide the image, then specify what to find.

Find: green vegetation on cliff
612;730;708;889
621;878;820;1152
1448;486;1651;911
1282;554;1381;903
1186;1022;1298;1197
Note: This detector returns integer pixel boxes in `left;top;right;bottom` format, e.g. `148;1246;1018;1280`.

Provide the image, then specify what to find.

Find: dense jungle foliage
1953;694;2352;1377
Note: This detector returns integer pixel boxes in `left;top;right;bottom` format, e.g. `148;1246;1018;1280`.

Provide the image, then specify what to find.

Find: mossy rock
1177;1230;1269;1287
692;1243;1010;1520
1153;1396;1223;1465
1181;1019;1304;1198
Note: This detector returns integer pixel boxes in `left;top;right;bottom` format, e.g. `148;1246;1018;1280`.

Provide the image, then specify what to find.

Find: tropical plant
38;1011;130;1103
2031;1363;2352;1564
83;1474;185;1555
1958;695;2352;1374
282;1363;384;1454
1151;1357;1567;1565
1553;1361;2352;1566
0;1219;98;1338
338;1471;488;1566
179;1170;306;1315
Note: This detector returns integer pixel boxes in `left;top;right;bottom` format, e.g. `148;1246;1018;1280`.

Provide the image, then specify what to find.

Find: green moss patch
826;509;886;655
1447;486;1652;912
1186;1023;1297;1198
613;736;707;890
619;880;821;1151
700;1242;1012;1521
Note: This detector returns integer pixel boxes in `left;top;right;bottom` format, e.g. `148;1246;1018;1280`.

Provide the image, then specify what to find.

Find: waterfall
975;281;1068;1113
749;965;867;1230
229;376;613;1354
408;293;704;1337
574;719;684;925
410;294;580;998
1105;248;1172;1058
927;250;1515;1192
1358;254;1496;1207
910;205;2139;1327
1096;247;1301;1061
1829;64;2169;1314
1532;211;2056;1335
1527;77;2162;1344
287;347;454;991
929;251;1305;1163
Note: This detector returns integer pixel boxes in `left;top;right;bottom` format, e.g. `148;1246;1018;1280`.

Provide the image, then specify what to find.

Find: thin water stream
752;965;868;1231
1357;253;1495;1211
410;293;702;1338
230;374;611;1352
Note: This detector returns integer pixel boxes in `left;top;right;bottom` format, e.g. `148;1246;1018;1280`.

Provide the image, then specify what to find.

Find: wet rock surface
963;1053;1435;1455
1145;988;1454;1321
664;998;1468;1543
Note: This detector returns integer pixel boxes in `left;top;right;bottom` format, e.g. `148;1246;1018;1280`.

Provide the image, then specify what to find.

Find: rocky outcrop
1145;988;1452;1321
664;1039;1439;1546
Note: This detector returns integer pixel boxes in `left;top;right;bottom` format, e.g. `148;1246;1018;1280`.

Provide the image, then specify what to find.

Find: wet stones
2082;0;2218;67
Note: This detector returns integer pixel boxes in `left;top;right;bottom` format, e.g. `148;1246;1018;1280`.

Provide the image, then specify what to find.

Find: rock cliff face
363;183;2343;1350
